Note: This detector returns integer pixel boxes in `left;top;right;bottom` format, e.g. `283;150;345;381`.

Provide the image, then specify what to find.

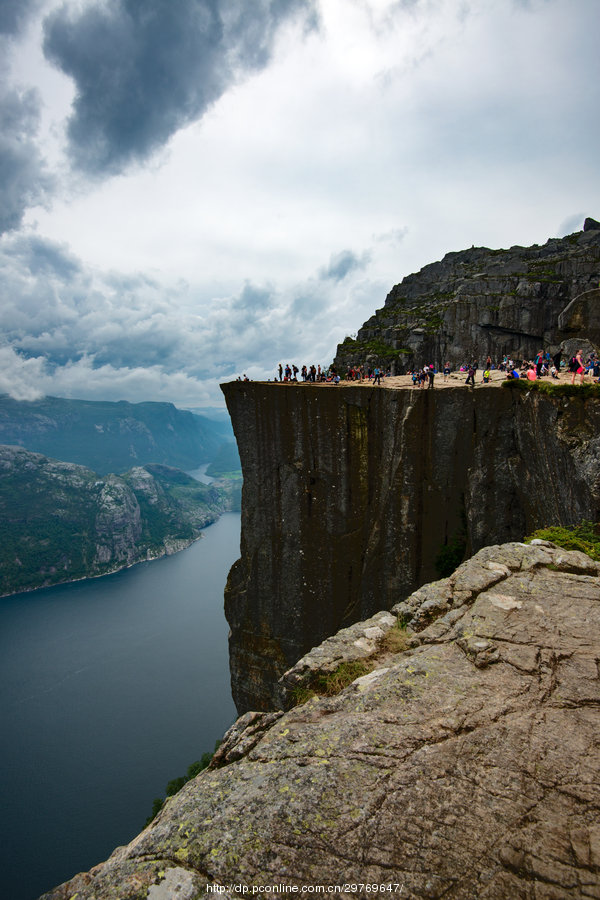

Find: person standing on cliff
373;366;382;385
535;351;544;378
571;349;586;385
465;364;475;387
427;365;435;388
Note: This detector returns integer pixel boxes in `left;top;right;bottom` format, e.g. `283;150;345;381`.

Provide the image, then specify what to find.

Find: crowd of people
271;362;398;384
255;350;600;389
407;349;600;388
275;363;340;383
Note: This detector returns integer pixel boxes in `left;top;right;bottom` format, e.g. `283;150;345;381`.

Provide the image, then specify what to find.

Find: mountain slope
334;218;600;372
0;396;225;475
0;445;229;597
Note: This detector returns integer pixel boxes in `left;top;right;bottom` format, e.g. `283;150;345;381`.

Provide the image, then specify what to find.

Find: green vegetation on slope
0;446;232;597
0;395;226;474
145;742;220;827
502;379;600;399
525;521;600;561
206;442;241;479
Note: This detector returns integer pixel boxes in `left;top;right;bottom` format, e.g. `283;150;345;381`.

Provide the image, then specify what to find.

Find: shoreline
0;528;210;602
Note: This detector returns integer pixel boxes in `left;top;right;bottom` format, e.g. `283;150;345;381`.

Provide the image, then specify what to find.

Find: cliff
333;218;600;373
222;379;600;712
0;446;229;596
40;540;600;899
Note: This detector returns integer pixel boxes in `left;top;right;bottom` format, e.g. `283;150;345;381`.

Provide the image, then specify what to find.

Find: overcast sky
0;0;598;407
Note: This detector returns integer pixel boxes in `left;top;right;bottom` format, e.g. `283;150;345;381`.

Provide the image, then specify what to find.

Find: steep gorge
223;379;600;712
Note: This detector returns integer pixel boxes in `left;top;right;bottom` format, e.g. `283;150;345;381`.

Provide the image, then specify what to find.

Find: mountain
206;441;241;479
0;445;230;597
0;396;227;475
334;217;600;373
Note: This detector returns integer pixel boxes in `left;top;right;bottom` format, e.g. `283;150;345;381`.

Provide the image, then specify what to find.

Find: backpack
569;356;578;372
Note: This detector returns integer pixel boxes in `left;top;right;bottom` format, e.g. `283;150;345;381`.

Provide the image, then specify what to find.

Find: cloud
557;213;585;237
0;231;382;404
0;0;40;36
319;249;371;282
0;85;53;233
374;227;409;246
43;0;317;176
0;346;46;400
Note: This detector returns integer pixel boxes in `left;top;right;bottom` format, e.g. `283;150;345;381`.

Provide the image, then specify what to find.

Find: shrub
524;521;600;561
144;743;220;826
292;659;374;706
380;619;409;654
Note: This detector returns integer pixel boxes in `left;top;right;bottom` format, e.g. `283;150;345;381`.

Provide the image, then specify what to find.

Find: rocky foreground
42;540;600;899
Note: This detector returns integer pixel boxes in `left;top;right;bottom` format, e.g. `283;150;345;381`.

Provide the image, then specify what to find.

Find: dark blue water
0;513;240;900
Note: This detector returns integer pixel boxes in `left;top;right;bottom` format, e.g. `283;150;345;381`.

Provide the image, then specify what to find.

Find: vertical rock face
222;381;600;712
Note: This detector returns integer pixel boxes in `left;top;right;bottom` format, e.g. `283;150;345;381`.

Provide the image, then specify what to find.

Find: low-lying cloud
0;231;382;405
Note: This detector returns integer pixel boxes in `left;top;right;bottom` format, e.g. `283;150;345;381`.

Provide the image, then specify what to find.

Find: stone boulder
41;541;600;899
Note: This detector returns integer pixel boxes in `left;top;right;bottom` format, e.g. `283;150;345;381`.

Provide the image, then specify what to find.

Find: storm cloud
0;85;52;233
0;0;40;36
43;0;317;176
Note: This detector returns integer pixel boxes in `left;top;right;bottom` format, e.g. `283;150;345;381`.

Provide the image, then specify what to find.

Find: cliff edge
222;380;600;712
41;541;600;899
